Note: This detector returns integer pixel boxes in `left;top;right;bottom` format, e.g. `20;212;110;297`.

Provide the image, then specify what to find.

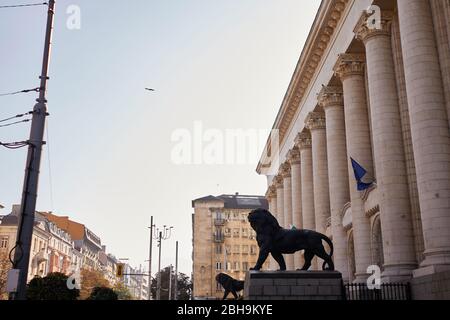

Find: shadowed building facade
257;0;450;299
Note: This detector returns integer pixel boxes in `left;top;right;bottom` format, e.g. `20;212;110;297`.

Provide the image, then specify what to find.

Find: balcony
214;219;225;226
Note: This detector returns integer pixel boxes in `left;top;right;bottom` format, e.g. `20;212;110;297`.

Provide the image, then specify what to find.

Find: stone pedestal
244;271;344;300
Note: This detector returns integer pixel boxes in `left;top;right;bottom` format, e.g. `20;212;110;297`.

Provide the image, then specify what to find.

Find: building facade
191;194;269;299
257;0;450;299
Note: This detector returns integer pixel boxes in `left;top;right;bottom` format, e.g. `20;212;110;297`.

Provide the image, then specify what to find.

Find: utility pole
168;264;173;301
147;216;155;300
10;0;55;301
174;241;178;301
156;225;172;300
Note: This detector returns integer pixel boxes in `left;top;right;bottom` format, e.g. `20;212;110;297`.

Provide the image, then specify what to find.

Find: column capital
295;132;312;150
280;162;291;179
334;53;366;80
266;185;277;199
305;111;326;131
287;147;301;165
354;11;394;43
318;85;344;109
274;175;284;189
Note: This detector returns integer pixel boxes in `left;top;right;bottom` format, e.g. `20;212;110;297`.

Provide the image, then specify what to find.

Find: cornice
258;0;350;173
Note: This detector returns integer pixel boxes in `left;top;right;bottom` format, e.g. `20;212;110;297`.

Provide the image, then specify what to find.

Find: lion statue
248;208;334;271
215;273;245;300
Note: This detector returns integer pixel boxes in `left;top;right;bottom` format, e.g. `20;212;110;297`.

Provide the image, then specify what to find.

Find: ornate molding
274;175;284;189
305;111;326;131
280;162;292;178
287;146;301;165
354;11;394;43
265;185;277;200
366;205;380;218
295;132;312;150
264;0;350;151
317;85;344;109
333;53;366;80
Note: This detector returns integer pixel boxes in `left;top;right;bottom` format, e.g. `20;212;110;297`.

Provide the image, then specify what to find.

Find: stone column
318;85;351;282
430;0;450;129
295;131;317;270
397;0;450;274
266;185;278;270
288;147;304;269
274;175;285;230
306;112;331;236
281;162;295;270
334;54;373;282
355;11;417;281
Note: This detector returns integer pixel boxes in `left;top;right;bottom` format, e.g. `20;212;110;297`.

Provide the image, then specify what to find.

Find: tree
0;251;12;300
27;272;79;300
151;266;192;300
88;287;118;300
113;281;133;300
80;268;110;300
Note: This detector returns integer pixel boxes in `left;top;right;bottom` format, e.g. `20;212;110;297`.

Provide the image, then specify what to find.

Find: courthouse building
191;194;268;299
257;0;450;299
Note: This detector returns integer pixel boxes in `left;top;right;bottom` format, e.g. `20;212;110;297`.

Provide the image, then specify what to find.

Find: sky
0;0;321;276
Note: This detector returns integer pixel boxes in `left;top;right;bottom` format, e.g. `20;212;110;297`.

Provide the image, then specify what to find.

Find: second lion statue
248;208;334;271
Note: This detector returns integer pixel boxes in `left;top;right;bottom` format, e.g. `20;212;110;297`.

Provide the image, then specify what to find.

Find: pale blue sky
0;0;321;276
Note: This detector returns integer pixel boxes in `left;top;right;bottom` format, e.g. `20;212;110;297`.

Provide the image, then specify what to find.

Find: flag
351;158;373;191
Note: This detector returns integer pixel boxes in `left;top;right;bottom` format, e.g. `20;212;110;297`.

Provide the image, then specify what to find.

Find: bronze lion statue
215;273;245;300
248;208;334;271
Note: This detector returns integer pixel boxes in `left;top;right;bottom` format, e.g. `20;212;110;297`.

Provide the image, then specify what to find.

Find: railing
343;283;412;300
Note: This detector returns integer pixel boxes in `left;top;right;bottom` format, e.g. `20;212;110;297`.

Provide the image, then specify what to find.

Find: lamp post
156;225;173;300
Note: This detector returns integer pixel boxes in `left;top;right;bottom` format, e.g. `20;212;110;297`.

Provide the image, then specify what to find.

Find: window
224;228;231;237
33;239;37;252
233;262;240;271
242;245;249;254
0;236;8;249
226;262;231;271
215;211;223;220
225;246;231;255
216;262;222;270
242;262;249;271
242;228;248;238
215;245;222;255
233;228;240;238
233;245;240;254
250;245;257;255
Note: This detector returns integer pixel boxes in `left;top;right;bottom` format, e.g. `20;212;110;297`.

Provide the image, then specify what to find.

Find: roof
192;194;268;210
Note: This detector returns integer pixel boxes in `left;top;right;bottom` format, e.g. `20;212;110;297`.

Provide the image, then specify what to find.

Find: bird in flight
145;88;155;92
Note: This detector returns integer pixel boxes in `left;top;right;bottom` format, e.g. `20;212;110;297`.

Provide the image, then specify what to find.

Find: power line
0;2;48;9
0;111;33;123
0;140;29;149
0;119;31;128
0;88;40;97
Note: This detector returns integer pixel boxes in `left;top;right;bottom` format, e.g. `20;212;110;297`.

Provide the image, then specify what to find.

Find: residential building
42;212;103;271
191;193;268;300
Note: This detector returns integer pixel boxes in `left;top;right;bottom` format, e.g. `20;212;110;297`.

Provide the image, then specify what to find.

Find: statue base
244;271;344;300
